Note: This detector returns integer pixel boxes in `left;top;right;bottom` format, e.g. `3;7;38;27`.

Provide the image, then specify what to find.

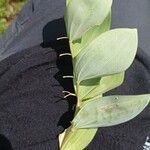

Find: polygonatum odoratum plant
59;0;150;149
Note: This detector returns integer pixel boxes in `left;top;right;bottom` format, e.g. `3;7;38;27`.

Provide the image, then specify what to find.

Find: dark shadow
0;134;13;150
42;18;66;43
41;18;76;130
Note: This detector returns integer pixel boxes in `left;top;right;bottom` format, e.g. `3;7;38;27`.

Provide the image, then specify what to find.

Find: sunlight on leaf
61;127;97;150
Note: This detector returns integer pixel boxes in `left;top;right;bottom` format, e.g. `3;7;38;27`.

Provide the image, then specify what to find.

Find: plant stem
59;80;80;149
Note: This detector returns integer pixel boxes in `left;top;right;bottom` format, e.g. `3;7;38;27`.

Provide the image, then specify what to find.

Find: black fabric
0;0;149;150
0;40;76;150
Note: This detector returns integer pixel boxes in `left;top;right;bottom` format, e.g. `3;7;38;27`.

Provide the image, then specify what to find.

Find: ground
0;0;27;35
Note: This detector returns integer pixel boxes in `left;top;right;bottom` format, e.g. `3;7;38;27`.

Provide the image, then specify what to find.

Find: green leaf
74;28;138;82
78;72;124;101
65;0;112;41
0;19;7;35
73;95;150;128
61;128;97;150
81;12;111;48
70;12;111;58
66;0;71;5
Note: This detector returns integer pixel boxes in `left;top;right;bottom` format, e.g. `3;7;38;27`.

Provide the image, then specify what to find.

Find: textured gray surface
0;0;65;61
112;0;150;55
0;0;150;59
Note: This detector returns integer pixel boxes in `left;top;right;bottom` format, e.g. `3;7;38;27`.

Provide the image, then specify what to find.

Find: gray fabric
0;0;65;61
112;0;150;56
0;0;150;59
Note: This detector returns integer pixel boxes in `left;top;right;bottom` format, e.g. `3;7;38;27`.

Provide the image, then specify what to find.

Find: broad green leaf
73;95;150;128
70;12;111;58
61;128;97;150
66;0;71;5
78;72;124;101
65;0;112;41
74;28;138;82
81;12;111;48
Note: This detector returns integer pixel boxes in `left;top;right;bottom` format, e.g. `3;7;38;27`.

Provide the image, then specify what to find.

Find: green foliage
1;0;145;148
61;128;97;150
59;0;150;150
74;29;138;82
73;95;150;128
0;0;27;35
70;13;111;58
65;0;112;41
0;19;7;34
78;72;124;101
0;0;7;34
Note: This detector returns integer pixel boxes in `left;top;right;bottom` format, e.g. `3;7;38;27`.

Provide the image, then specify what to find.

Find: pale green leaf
81;12;111;48
74;28;138;82
61;128;97;150
73;95;150;128
65;0;112;41
78;72;124;101
70;12;111;58
66;0;71;5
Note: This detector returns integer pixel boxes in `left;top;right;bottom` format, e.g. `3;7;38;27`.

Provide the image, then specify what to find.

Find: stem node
62;91;76;98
